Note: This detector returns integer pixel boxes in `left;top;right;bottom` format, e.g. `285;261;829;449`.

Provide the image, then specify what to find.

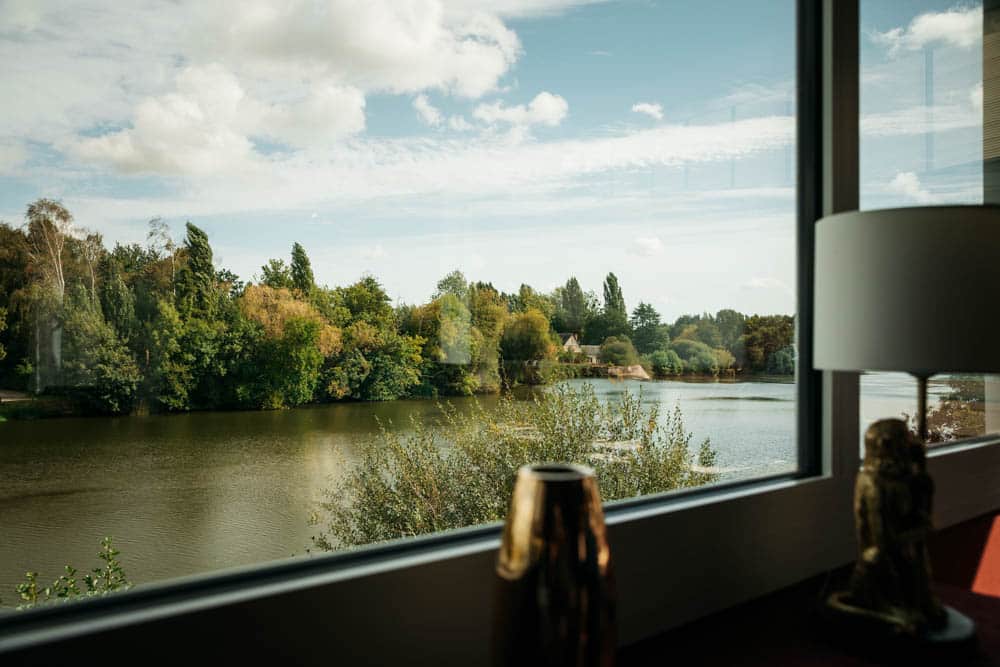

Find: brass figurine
493;463;616;667
828;418;945;635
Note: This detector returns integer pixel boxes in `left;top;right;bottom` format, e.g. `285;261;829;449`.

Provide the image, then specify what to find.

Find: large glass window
0;1;797;607
859;1;998;446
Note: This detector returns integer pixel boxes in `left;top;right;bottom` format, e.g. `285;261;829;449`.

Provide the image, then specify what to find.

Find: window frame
3;2;999;664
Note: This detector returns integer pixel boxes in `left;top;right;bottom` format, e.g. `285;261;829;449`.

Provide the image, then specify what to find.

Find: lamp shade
814;205;1000;375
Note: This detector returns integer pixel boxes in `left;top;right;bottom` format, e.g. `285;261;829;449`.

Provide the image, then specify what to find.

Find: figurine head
863;418;913;473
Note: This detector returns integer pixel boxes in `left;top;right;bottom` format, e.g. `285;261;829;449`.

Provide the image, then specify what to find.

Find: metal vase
493;463;616;667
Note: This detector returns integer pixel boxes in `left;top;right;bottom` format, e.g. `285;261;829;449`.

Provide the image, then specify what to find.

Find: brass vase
493;463;616;667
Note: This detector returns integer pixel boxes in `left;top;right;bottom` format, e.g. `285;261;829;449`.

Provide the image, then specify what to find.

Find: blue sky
0;1;983;320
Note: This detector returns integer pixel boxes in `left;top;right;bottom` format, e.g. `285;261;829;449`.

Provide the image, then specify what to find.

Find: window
858;1;999;447
4;4;1000;665
0;0;801;603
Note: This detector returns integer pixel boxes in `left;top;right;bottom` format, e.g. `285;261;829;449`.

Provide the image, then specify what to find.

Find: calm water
0;375;931;600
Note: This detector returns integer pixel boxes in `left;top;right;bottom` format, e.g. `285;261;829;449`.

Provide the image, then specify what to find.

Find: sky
0;0;985;320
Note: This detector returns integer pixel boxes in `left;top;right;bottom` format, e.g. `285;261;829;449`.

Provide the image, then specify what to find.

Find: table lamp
814;205;1000;647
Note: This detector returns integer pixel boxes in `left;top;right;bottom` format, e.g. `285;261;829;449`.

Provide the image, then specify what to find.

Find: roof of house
558;333;578;344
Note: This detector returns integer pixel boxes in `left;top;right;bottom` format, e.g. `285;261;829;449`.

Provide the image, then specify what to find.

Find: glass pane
0;1;797;607
859;1;992;446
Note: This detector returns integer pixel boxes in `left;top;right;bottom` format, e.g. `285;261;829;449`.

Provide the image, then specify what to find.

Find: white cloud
629;236;664;256
74;64;367;174
860;103;980;137
413;94;443;127
448;115;474;131
473;91;568;128
872;6;981;57
972;82;983;111
589;50;612;57
207;1;521;98
631;102;664;121
887;171;937;204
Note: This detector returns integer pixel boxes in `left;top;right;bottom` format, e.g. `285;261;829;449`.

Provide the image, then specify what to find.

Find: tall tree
433;269;469;301
630;302;670;354
25;199;75;379
602;272;626;318
260;258;293;290
146;217;177;290
175;222;215;313
558;277;589;334
290;242;315;294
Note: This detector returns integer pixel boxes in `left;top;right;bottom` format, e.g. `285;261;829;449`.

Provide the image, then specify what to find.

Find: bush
310;383;717;549
649;349;683;377
11;537;130;610
599;336;639;366
766;345;795;375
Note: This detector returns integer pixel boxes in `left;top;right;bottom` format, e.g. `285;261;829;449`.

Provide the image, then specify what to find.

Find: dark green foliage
553;277;590;334
61;286;141;414
766;344;795;375
630;302;670;354
0;307;6;362
602;272;626;318
311;384;717;549
290;242;315;294
175;223;215;314
599;336;639;366
649;349;683;377
260;258;293;289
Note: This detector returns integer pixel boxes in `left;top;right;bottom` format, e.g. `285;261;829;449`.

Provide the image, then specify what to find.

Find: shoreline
0;373;796;422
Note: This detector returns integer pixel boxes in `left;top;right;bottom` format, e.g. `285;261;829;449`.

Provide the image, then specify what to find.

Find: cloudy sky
0;0;984;319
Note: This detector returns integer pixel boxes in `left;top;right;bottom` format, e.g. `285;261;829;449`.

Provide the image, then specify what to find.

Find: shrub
311;384;717;549
649;349;683;377
599;336;639;366
11;537;130;610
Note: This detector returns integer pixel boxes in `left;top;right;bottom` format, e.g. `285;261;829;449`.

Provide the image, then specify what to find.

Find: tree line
0;200;795;415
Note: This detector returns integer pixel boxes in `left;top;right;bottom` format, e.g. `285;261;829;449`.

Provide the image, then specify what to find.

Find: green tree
630;302;670;354
290;242;315;295
501;308;555;363
599;336;639;366
555;277;590;334
260;258;293;290
602;272;626;319
715;309;746;350
766;344;795;375
671;338;720;375
61;285;141;414
175;223;215;314
433;269;469;301
649;349;683;377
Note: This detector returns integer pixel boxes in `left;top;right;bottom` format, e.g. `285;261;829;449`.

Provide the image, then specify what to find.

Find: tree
602;272;626;319
630;302;670;354
24;199;75;379
556;277;590;334
175;223;215;314
61;285;141;414
260;258;293;290
715;309;746;350
766;345;795;375
671;339;720;374
649;349;683;377
501;309;555;363
433;270;469;301
599;336;639;366
290;242;315;295
146;217;177;290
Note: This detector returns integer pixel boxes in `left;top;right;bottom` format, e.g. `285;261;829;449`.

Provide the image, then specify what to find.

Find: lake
0;375;933;600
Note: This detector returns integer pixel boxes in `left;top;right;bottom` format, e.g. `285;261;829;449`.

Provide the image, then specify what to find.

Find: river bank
0;370;794;422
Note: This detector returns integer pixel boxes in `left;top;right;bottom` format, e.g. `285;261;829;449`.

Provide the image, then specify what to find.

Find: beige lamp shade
814;205;1000;375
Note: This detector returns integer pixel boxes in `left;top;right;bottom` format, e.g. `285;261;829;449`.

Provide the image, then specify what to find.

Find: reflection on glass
859;1;990;446
0;2;797;603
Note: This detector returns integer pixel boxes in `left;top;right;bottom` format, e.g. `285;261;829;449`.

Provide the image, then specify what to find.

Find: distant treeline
0;199;794;415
